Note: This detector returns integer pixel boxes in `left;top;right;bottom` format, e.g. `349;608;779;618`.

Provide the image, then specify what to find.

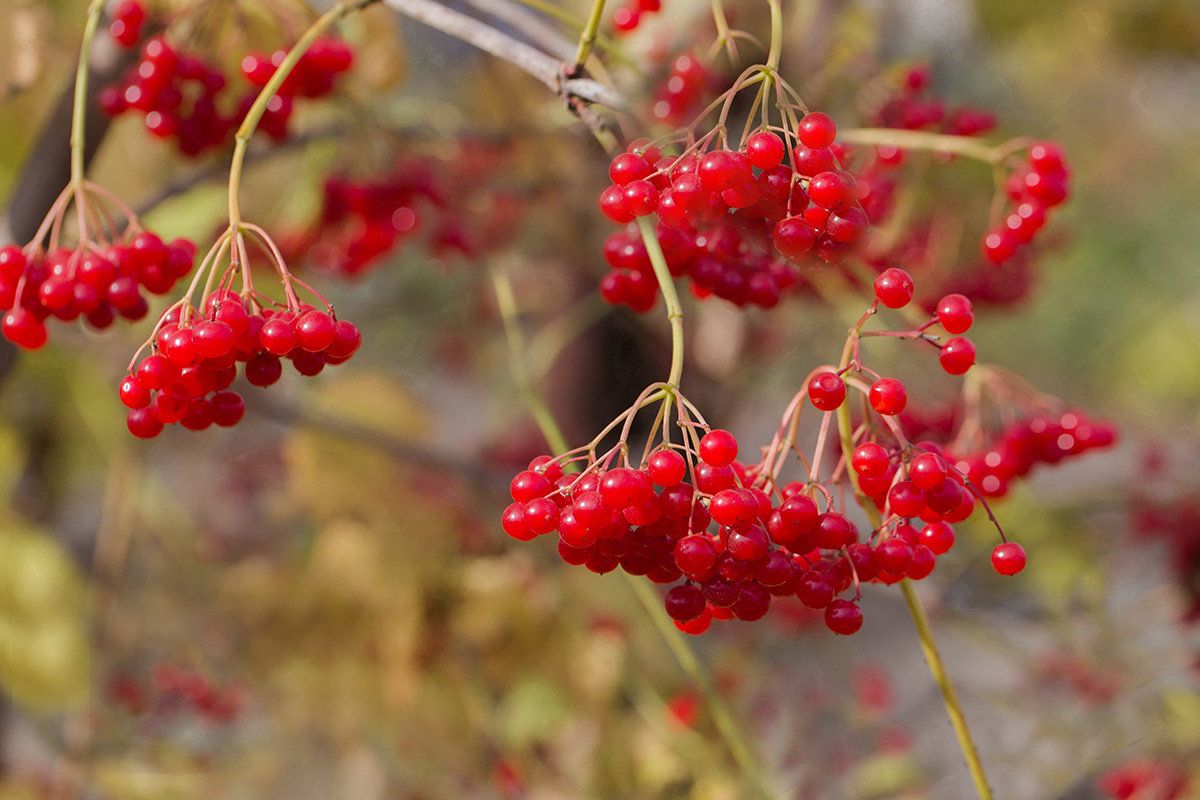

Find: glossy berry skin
868;378;907;416
1;309;48;349
991;542;1027;575
699;429;738;466
665;584;706;621
873;268;914;309
808;372;847;411
940;337;976;375
797;112;837;149
772;217;816;260
647;449;686;486
936;294;974;334
852;442;890;478
909;452;948;490
745;131;785;169
824;599;863;635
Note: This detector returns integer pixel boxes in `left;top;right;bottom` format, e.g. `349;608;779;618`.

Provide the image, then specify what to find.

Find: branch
380;0;626;111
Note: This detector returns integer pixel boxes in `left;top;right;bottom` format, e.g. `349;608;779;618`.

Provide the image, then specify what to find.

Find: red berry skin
919;522;956;555
873;268;915;309
887;481;927;518
647;449;687;486
244;354;283;387
608;153;652;185
599;467;654;509
296;310;337;352
126;407;164;438
709;489;757;528
874;538;913;573
699;429;738;466
824;599;863;635
136;354;179;391
731;583;770;621
259;316;298;355
906;544;936;579
674;535;718;579
808;372;846;411
725;524;769;562
523;497;561;536
909;452;948;490
807;171;856;209
665;584;707;622
1;309;48;350
815;512;855;549
327;320;362;359
745;131;785;169
852;442;890;479
501;502;534;540
940;337;976;375
510;469;554;502
210;391;245;427
936;293;974;334
698;150;751;193
694;463;736;495
797;112;837;149
868;378;907;416
772;217;817;261
991;542;1027;575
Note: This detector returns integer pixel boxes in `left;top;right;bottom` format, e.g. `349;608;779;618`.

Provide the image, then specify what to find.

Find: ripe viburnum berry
936;293;974;334
873;268;914;309
809;372;847;410
869;378;907;416
939;337;976;375
699;429;738;466
991;542;1027;575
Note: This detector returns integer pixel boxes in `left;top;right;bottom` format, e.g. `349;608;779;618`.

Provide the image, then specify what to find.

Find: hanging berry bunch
0;182;194;350
120;224;361;438
599;63;873;312
100;0;355;157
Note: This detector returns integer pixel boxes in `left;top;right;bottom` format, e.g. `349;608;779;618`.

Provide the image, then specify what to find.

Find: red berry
852;442;890;478
698;150;751;193
699;429;737;466
211;391;245;427
797;112;837;149
599;185;634;223
599;467;654;509
874;538;913;573
772;216;817;261
647;449;687;486
745;131;785;169
869;378;907;416
886;481;926;518
824;599;863;635
919;522;955;555
807;171;856;209
1;308;47;350
510;469;554;502
126;407;163;438
936;294;974;334
991;542;1026;575
119;375;151;409
709;488;758;528
674;535;718;578
808;372;846;411
873;268;914;309
665;584;706;621
909;452;948;490
939;337;976;375
296;310;337;352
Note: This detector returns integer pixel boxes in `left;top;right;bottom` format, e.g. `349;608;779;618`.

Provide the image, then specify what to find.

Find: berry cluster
612;0;662;33
120;290;362;437
983;142;1070;265
868;64;998;138
108;0;146;48
0;234;194;350
108;661;243;724
100;35;353;156
650;53;715;127
503;432;871;636
599;111;871;311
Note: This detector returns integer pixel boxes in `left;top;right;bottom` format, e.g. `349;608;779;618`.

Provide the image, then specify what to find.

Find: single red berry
797;571;834;608
501;502;533;540
522;497;561;536
906;544;937;580
699;429;738;466
919;522;955;555
244;354;283;386
869;378;907;416
126;407;164;438
665;584;706;621
940;337;976;375
697;150;751;193
909;452;948;490
731;583;770;621
874;538;913;573
807;170;856;209
674;535;718;578
797;112;837;149
887;480;927;517
119;375;151;409
259;315;297;355
137;354;179;390
694;462;736;494
647;449;687;486
1;308;48;350
824;599;863;635
210;391;245;427
745;131;785;169
852;442;890;478
936;294;974;334
991;542;1027;576
815;512;854;549
599;467;654;509
725;524;770;562
873;268;915;309
808;372;846;411
772;216;817;261
510;469;554;502
599;185;634;223
327;320;362;359
982;230;1017;264
608;153;652;185
709;488;758;528
296;310;337;352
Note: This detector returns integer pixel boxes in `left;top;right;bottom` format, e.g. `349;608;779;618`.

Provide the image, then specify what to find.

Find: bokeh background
0;0;1198;798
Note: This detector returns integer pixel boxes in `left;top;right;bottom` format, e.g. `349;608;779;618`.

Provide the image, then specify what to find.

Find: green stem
837;127;1013;164
626;577;775;800
900;580;994;800
490;265;570;455
832;358;994;800
70;0;107;188
634;216;684;391
764;0;782;72
570;0;607;74
227;0;376;230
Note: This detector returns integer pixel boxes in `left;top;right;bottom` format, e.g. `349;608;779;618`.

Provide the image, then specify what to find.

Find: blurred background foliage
0;0;1198;798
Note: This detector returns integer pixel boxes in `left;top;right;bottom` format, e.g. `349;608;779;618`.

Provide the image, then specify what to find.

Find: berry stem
489;265;570;455
226;0;377;232
836;127;1027;165
634;216;685;391
765;0;782;72
69;0;106;190
570;0;607;76
626;576;775;800
899;580;995;800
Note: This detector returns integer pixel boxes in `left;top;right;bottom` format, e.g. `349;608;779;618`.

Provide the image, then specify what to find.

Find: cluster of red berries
502;428;986;637
1096;759;1189;800
108;661;243;724
108;0;146;48
0;235;194;350
100;34;352;156
650;53;715;127
869;64;998;138
982;142;1070;265
872;267;979;375
612;0;662;33
120;290;362;437
599;111;872;311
